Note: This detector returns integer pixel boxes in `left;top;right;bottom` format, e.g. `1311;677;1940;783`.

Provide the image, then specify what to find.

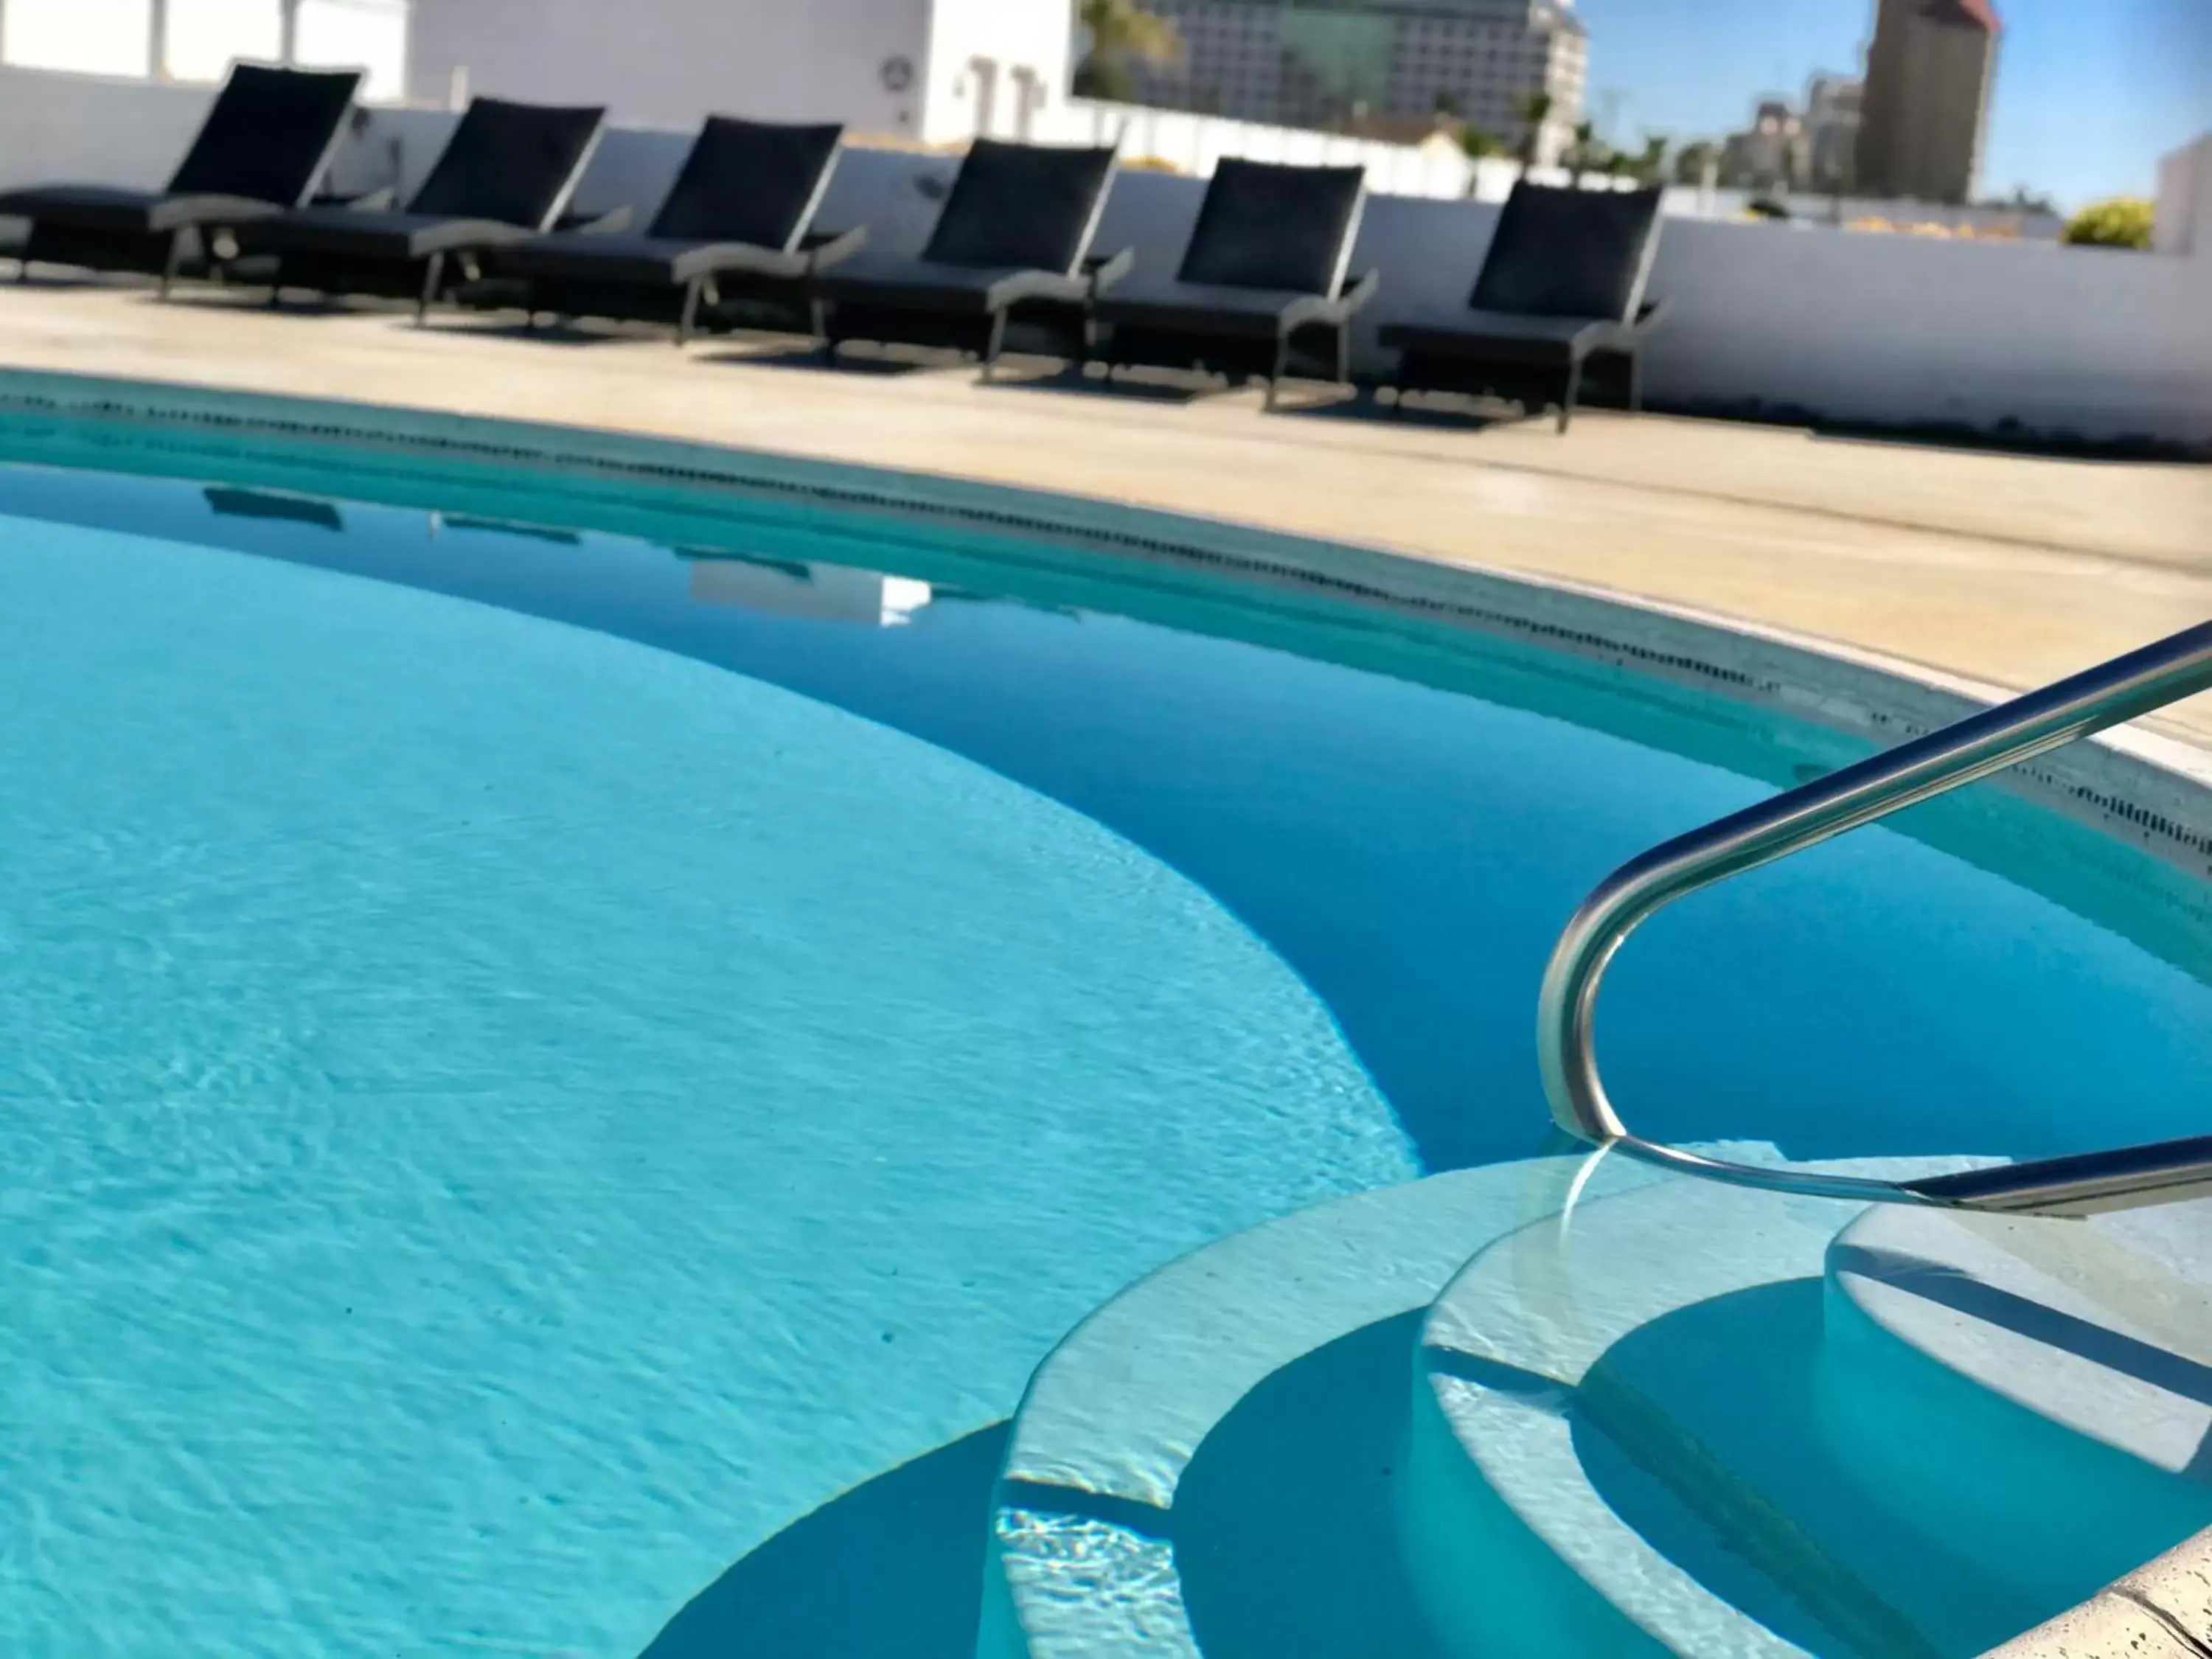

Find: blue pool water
0;453;2205;1654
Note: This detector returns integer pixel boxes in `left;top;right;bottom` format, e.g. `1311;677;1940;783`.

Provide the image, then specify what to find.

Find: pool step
976;1147;1772;1659
1820;1200;2212;1613
1406;1161;2212;1659
980;1154;2212;1659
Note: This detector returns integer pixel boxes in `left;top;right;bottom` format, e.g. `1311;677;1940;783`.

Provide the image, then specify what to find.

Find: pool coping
1;364;2207;893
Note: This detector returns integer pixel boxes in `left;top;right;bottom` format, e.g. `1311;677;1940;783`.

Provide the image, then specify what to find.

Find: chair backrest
649;117;844;249
922;139;1119;274
165;63;361;206
1470;183;1666;322
1175;159;1367;294
408;99;608;229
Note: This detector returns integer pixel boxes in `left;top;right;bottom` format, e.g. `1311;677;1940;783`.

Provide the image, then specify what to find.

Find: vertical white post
148;0;169;78
279;0;300;65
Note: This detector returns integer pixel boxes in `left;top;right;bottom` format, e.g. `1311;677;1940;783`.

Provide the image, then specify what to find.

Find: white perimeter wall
2155;134;2212;259
0;70;2205;451
405;0;932;139
1039;100;1480;200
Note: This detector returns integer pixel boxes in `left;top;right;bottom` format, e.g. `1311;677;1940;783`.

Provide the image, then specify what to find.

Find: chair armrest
1337;268;1382;313
557;204;633;235
315;185;397;212
802;223;868;272
1085;246;1135;299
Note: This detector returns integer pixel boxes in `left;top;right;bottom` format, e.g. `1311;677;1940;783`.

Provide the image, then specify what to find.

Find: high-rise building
1853;0;2000;204
1127;0;1585;165
1721;98;1807;193
1804;73;1863;194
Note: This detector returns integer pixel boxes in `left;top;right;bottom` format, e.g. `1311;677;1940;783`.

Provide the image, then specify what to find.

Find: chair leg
977;309;1009;383
415;252;446;324
1558;357;1585;435
1265;334;1290;411
1335;323;1352;389
158;229;187;301
675;276;703;347
1627;347;1645;417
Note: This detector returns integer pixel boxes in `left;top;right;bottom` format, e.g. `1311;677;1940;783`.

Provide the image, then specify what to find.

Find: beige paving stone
2121;1529;2212;1649
1982;1597;2204;1658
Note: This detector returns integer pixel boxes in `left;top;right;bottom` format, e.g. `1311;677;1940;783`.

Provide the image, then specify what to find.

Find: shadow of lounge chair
0;63;361;296
229;97;608;319
1379;181;1668;434
476;117;862;344
1088;159;1377;410
813;139;1127;378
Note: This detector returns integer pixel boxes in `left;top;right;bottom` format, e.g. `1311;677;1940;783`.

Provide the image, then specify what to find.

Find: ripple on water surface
0;518;1413;1654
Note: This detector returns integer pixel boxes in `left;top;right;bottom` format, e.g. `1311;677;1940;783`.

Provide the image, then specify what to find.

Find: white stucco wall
1037;99;1478;198
405;0;933;139
0;63;217;186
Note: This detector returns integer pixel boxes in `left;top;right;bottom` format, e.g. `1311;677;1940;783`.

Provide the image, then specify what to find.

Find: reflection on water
204;485;344;531
686;549;934;627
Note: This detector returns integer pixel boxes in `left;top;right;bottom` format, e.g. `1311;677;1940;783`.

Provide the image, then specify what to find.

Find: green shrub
2062;197;2154;251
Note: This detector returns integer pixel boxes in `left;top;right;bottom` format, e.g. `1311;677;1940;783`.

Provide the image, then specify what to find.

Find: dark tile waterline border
1;365;2206;894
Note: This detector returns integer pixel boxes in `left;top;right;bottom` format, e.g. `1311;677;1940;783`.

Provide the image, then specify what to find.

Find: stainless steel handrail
1537;621;2212;1218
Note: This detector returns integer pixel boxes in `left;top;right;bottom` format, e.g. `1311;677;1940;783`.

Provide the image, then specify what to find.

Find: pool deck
3;279;2208;748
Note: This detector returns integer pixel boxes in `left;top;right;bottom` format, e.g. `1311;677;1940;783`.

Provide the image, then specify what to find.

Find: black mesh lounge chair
0;63;361;295
1380;182;1667;434
814;139;1127;377
230;98;607;319
476;117;860;344
1088;159;1377;409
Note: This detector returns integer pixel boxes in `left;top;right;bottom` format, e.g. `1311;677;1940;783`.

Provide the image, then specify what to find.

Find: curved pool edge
2;364;2204;894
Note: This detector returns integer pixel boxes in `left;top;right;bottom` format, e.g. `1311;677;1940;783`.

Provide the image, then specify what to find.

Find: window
4;0;153;75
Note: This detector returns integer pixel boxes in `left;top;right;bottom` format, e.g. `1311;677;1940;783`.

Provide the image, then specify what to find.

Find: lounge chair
229;98;608;319
0;63;361;295
476;117;860;344
1088;159;1376;408
1380;182;1667;434
814;139;1127;376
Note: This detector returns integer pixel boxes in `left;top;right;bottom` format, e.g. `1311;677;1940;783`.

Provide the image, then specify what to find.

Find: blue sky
1571;0;2212;206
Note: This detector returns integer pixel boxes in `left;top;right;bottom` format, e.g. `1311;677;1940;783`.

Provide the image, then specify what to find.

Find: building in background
1721;98;1806;194
0;0;1077;147
1854;0;2000;204
407;0;1074;144
1804;72;1862;194
1127;0;1585;165
0;0;408;98
1717;74;1862;196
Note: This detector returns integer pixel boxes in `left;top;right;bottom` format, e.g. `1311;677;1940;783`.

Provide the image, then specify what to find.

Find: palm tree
1567;118;1602;175
1634;134;1671;184
1513;90;1554;167
1073;0;1183;103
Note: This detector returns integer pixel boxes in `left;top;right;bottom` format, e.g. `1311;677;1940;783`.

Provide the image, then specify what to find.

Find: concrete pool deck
1;279;2206;748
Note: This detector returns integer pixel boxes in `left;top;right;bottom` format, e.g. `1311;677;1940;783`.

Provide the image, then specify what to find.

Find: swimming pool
1;387;2207;1655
